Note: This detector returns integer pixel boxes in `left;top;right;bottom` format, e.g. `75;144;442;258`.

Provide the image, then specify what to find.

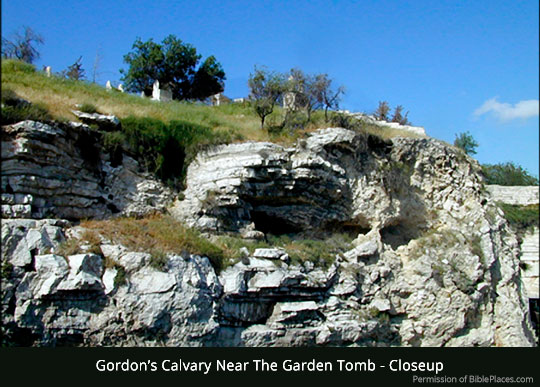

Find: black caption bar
0;347;537;384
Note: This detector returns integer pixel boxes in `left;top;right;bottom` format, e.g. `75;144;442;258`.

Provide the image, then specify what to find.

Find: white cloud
474;97;539;121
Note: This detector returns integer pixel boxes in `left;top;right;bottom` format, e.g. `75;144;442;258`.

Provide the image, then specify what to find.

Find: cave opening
251;211;302;235
381;223;420;250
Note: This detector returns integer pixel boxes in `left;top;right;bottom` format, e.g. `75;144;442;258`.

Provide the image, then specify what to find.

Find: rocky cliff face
1;122;536;346
486;185;539;206
1;120;173;219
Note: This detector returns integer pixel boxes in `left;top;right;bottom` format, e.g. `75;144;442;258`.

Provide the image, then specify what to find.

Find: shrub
374;101;391;121
330;112;362;131
121;116;168;170
120;116;233;188
482;162;539;186
103;131;126;166
454;131;478;156
1;102;52;125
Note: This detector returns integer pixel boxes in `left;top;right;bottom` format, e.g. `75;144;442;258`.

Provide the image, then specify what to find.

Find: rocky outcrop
338;111;427;136
2;126;536;346
520;227;539;299
71;110;120;130
1;120;174;220
1;220;220;346
487;185;539;206
172;128;474;237
486;185;539;300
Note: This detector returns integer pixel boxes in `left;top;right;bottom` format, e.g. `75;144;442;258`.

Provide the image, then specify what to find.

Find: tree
285;68;320;122
120;35;225;100
374;101;391;121
284;69;344;123
391;105;411;125
454;131;478;155
63;56;85;80
248;66;285;129
190;56;226;100
482;162;539;186
320;76;345;122
1;26;44;64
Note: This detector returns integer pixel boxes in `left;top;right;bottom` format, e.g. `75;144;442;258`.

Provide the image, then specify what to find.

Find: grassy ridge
1;59;272;142
1;59;423;144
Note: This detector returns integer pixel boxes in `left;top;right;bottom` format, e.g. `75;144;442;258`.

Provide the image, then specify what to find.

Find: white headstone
151;80;172;102
283;92;296;110
152;80;160;100
45;66;51;77
211;93;222;106
106;80;112;90
117;84;124;93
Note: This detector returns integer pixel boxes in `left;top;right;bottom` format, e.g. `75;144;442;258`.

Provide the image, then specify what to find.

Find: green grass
81;214;227;272
78;102;99;114
78;215;354;272
216;232;354;268
1;59;278;142
2;59;423;145
497;203;539;232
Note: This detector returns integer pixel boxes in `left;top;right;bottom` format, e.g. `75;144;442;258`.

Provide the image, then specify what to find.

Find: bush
454;131;478;155
330;112;362;131
103;131;126;166
120;116;233;188
120;116;173;176
482;162;539;186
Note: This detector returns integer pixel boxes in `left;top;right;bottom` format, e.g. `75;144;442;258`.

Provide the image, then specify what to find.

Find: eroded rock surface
1;120;174;220
1;124;536;346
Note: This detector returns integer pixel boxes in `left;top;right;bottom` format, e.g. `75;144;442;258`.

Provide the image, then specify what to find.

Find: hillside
1;59;537;347
1;59;427;144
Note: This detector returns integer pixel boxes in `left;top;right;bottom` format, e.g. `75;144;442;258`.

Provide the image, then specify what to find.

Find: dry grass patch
81;214;226;271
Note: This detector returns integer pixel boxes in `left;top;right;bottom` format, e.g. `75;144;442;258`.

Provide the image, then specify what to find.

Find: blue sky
2;0;538;176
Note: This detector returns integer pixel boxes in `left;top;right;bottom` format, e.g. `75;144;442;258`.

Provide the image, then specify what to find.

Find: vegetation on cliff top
1;59;422;143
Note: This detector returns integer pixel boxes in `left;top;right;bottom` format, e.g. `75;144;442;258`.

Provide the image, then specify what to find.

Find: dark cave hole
381;223;419;250
251;211;302;235
107;203;120;214
367;134;392;156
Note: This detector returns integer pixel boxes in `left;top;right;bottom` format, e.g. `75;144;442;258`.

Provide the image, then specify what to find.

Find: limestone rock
72;110;120;130
487;185;539;206
57;254;103;291
253;248;288;260
1;126;536;347
1;120;174;219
